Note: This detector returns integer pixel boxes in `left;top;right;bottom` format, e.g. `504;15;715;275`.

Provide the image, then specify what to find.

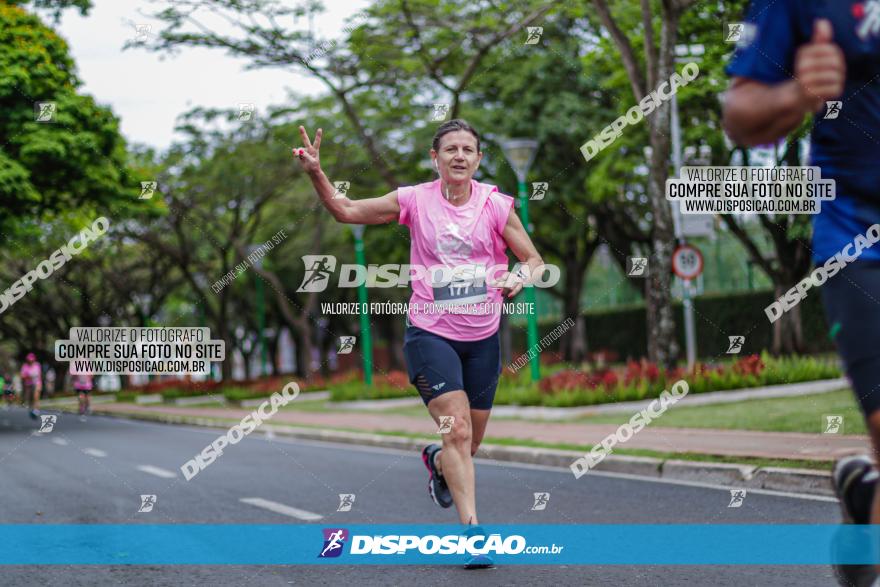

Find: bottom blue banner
0;524;878;565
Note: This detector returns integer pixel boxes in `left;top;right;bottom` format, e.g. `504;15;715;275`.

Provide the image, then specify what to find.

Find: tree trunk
644;6;680;368
771;282;805;355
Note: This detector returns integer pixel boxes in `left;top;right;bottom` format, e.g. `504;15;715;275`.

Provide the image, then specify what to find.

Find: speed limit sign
671;244;704;280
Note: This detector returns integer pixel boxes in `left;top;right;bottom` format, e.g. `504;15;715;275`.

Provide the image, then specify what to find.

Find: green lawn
280;388;866;435
570;388;864;435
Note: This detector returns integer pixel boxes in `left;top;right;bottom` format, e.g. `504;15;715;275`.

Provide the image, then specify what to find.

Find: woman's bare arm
295;125;400;225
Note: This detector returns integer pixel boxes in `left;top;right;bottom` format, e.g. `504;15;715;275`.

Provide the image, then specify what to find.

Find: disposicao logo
319;528;348;558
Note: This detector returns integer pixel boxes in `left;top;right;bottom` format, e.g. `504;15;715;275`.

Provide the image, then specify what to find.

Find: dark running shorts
402;322;501;410
822;259;880;416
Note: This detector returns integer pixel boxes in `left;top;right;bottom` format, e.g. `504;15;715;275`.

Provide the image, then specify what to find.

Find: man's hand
794;19;846;112
294;125;323;174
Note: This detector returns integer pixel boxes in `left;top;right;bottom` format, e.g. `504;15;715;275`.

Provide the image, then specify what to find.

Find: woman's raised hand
294;125;323;174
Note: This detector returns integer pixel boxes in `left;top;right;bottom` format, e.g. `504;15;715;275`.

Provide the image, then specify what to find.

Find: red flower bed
538;355;765;396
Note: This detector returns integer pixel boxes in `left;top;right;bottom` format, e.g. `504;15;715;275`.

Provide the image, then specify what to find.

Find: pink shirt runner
72;373;94;391
20;362;41;385
398;178;514;341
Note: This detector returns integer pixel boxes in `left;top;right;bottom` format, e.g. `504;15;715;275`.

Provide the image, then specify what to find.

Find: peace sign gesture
294;125;323;174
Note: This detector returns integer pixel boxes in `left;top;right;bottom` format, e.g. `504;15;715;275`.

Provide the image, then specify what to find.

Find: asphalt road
0;406;846;586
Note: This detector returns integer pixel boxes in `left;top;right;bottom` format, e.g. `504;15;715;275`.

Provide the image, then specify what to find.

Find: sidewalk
95;402;868;462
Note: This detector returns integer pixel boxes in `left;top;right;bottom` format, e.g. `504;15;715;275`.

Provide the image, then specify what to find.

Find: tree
0;2;130;236
587;0;701;366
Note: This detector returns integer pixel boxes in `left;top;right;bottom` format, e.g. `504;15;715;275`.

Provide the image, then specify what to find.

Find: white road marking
136;465;177;479
51;438;69;446
239;497;323;521
82;448;107;458
118;417;838;503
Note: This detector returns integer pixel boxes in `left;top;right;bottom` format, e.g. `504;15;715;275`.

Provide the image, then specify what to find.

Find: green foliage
0;3;130;235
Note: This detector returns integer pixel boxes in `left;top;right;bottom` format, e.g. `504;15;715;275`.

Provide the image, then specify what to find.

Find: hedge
511;289;832;361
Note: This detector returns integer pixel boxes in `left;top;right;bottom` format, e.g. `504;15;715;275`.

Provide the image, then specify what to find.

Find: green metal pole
255;274;268;376
517;180;540;382
353;232;373;386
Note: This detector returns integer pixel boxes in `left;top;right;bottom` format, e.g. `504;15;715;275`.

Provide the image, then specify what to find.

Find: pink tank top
20;362;41;384
397;179;514;341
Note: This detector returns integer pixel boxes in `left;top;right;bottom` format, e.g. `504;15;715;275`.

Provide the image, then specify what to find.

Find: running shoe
29;409;39;420
463;524;494;569
831;455;879;587
421;444;453;508
834;455;877;525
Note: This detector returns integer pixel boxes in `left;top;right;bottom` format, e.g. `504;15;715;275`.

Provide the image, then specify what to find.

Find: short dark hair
432;119;481;153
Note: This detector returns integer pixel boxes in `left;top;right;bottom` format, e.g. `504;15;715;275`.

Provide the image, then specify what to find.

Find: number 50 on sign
672;244;704;280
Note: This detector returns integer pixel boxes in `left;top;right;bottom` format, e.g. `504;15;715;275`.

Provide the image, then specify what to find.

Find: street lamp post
247;246;269;377
350;224;373;386
500;138;541;382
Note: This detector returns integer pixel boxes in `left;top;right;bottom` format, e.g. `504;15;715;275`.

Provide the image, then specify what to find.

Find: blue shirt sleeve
726;0;805;84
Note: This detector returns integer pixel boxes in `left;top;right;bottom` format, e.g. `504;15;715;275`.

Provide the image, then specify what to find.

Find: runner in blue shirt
724;3;880;584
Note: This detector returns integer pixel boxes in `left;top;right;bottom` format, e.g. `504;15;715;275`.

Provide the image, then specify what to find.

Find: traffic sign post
672;243;703;371
672;244;704;280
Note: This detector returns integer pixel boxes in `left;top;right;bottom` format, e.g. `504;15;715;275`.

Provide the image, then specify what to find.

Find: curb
89;408;834;497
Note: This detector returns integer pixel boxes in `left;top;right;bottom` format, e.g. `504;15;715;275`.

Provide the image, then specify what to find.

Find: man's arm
723;19;845;147
723;78;811;146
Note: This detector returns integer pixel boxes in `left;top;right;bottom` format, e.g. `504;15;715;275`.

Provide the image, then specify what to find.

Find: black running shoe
832;455;879;587
834;455;877;525
421;444;453;508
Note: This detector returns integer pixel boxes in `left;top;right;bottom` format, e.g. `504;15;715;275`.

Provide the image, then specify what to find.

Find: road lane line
106;417;837;503
51;438;69;446
239;497;323;521
82;448;107;458
137;465;177;479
